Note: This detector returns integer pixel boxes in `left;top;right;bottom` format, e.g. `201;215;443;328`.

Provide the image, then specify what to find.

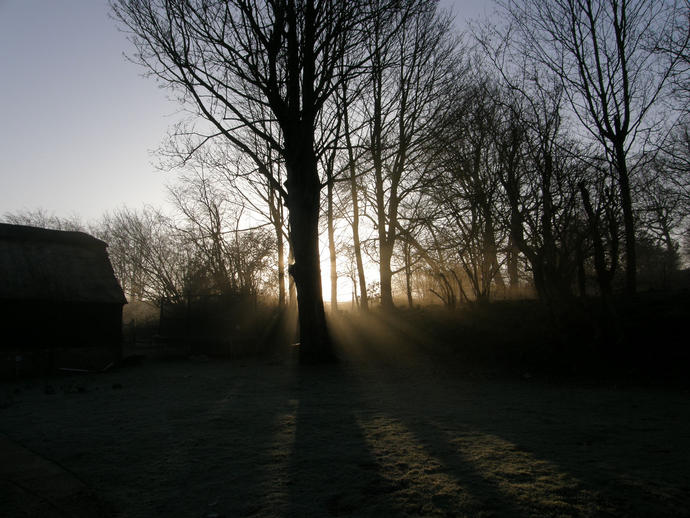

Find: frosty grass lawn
2;342;689;517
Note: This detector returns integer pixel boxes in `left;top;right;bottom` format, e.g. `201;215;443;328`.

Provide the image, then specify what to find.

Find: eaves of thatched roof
0;223;127;304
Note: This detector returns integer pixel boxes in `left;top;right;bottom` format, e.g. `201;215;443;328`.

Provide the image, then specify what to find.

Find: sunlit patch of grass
356;415;484;516
353;412;606;517
445;428;595;516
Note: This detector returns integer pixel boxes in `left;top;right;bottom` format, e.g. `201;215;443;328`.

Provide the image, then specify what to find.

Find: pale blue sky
0;0;489;223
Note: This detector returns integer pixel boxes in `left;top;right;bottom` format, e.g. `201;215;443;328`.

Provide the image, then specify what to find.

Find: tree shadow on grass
392;413;576;517
0;360;303;518
108;362;303;517
330;315;532;517
447;383;690;518
329;310;690;517
286;363;402;517
102;310;306;517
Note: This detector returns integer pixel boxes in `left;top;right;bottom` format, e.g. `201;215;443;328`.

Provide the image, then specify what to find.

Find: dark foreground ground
2;307;690;517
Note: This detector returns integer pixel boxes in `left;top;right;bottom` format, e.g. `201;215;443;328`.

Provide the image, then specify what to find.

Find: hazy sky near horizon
0;0;490;223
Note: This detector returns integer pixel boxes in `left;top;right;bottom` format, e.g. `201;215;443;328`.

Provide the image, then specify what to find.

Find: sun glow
319;266;359;304
318;246;378;305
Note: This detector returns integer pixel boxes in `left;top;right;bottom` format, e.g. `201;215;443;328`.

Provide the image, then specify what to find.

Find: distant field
2;338;689;517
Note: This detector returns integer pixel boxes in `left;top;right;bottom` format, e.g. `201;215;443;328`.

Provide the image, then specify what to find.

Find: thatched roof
0;223;126;304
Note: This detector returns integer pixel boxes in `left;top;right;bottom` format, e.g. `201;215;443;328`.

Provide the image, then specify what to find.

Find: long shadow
331;309;690;517
330;312;532;517
9;308;686;516
393;411;564;517
376;306;690;516
449;382;690;517
160;363;303;517
0;360;301;518
0;308;309;518
113;308;307;517
286;361;402;517
102;309;306;517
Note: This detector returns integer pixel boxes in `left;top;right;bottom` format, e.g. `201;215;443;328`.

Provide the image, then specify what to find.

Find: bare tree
426;81;507;303
317;106;344;311
579;173;620;305
659;119;690;212
636;161;685;282
112;0;406;361
655;0;690;101
168;169;237;295
338;76;371;310
500;81;585;304
497;0;685;295
363;2;457;309
3;209;85;232
100;207;189;303
186;138;291;307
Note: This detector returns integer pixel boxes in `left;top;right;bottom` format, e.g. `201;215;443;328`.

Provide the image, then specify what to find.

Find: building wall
0;300;123;377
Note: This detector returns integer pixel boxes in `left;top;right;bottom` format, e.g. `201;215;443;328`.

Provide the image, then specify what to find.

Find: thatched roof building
0;223;126;376
0;223;126;304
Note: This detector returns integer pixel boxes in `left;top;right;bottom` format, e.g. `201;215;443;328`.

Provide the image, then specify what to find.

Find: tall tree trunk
343;105;369;311
277;224;286;308
270;186;287;308
285;152;334;363
373;137;395;309
327;179;338;310
283;1;334;362
615;142;636;296
373;136;397;310
370;43;395;310
507;234;519;293
351;179;369;311
541;149;557;301
379;240;394;309
404;242;413;308
288;244;297;307
372;113;395;308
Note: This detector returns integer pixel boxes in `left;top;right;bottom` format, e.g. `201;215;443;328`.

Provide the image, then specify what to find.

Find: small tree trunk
531;260;547;301
351;272;358;310
352;209;369;311
579;182;615;302
576;238;587;298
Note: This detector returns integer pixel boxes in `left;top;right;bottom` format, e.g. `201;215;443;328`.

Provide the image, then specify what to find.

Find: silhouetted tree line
4;0;689;361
